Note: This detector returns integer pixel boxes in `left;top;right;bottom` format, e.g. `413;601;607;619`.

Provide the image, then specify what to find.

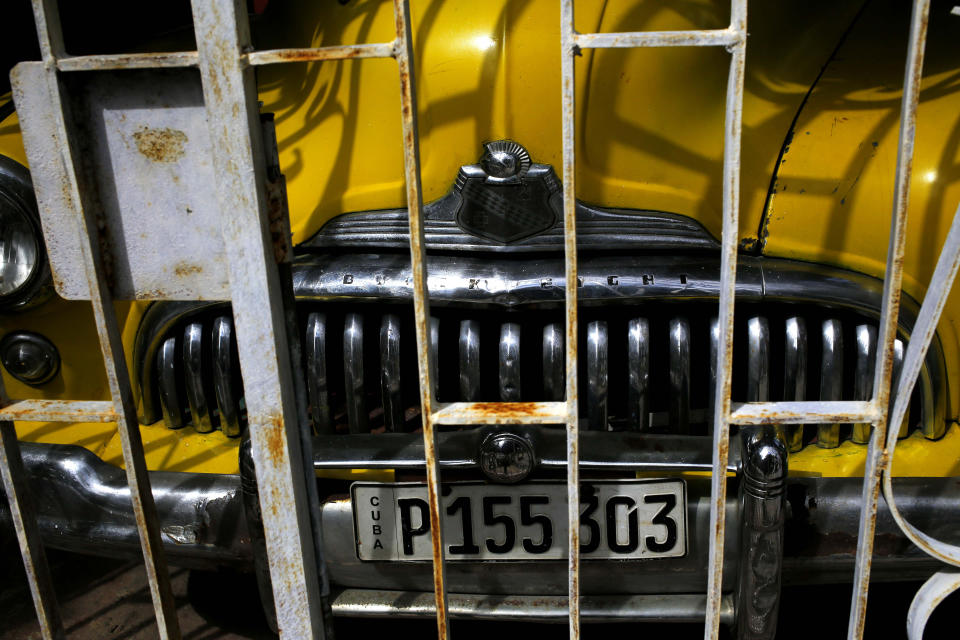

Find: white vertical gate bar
880;203;960;566
847;1;931;637
705;1;748;639
392;1;449;638
559;2;582;636
0;387;65;640
27;1;183;637
190;1;325;637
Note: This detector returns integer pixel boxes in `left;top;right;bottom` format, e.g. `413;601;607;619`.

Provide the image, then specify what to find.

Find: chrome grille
137;300;939;448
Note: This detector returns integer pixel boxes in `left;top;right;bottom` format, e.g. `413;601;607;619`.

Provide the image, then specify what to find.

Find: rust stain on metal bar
727;400;877;425
0;418;66;640
392;0;448;638
190;0;327;636
432;401;568;425
560;2;581;637
848;3;932;639
247;42;396;66
0;399;117;423
574;28;742;50
705;2;747;640
26;1;182;634
56;51;199;72
133;127;188;163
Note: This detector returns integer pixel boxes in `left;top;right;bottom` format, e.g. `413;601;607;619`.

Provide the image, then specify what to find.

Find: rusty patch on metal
265;415;286;464
133;127;188;163
173;262;202;277
467;402;552;418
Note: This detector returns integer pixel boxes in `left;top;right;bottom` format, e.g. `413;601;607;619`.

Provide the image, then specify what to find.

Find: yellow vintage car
2;0;960;637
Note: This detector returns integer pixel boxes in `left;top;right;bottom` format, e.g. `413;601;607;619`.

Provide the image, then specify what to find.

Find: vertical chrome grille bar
783;317;807;452
628;318;649;431
25;3;182;634
669;317;691;434
543;322;565;401
499;323;522;401
430;316;440;401
459;320;481;401
818;319;843;448
306;312;332;434
852;325;878;444
587;320;608;430
560;2;581;636
848;2;932;637
183;323;213;433
157;336;185;429
392;0;449;636
343;312;368;434
211;316;241;437
746;317;770;402
708;317;719;433
893;340;909;438
380;314;403;432
705;2;747;637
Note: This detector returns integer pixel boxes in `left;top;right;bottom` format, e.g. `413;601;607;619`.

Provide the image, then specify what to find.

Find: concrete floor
1;547;958;639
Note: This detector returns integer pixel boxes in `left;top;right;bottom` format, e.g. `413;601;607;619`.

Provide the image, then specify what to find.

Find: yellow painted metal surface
3;0;960;477
257;0;862;247
760;1;960;419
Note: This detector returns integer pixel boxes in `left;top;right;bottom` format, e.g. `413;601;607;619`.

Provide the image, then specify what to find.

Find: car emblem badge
454;140;561;243
479;432;536;484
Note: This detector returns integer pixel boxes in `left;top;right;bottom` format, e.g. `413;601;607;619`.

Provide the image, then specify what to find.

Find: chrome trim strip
329;590;736;624
311;428;741;473
747;317;770;402
587;320;608;430
708;316;719;433
306;312;332;434
157;336;184;429
919;345;947;440
430;317;440;401
894;340;910;438
853;325;878;444
458;320;481;402
783;317;807;452
343;313;367;434
818;319;843;448
669;317;691;434
499;323;521;401
211;316;240;437
628;318;649;431
183;323;212;433
542;323;564;401
380;314;403;432
304;202;720;255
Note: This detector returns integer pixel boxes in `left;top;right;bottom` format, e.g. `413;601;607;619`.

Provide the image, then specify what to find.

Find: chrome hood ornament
453;140;561;243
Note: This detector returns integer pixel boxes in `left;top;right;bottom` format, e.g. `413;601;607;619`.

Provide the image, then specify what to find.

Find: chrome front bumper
2;440;957;622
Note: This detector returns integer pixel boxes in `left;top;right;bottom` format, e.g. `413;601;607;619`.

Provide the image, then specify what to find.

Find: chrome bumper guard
2;440;957;629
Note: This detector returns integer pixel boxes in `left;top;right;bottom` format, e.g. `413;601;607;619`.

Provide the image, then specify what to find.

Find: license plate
352;479;686;561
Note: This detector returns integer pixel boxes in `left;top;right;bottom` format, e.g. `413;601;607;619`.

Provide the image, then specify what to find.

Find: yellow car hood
255;0;863;248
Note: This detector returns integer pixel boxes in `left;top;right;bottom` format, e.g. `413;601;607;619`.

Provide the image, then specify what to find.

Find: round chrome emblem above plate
479;432;535;484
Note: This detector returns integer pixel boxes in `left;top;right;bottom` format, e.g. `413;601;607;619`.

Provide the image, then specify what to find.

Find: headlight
0;156;49;310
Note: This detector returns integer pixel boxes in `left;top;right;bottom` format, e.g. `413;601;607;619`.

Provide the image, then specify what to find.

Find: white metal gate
1;0;959;638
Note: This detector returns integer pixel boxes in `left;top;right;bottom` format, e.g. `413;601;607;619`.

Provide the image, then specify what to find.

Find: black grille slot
138;301;932;450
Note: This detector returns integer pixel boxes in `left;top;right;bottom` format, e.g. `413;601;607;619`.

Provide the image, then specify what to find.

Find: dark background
1;544;958;639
